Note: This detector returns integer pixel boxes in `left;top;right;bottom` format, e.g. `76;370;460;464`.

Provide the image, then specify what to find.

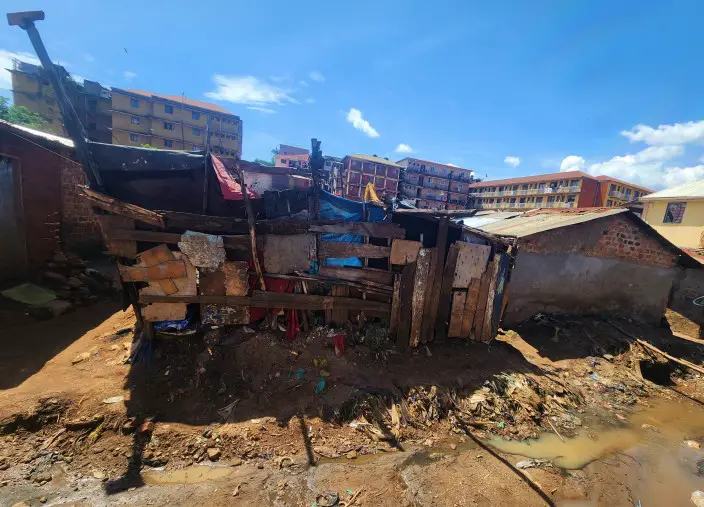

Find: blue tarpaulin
318;190;385;268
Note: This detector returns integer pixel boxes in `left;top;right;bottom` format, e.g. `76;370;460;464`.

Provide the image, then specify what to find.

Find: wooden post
410;248;432;348
396;262;416;348
234;163;267;297
434;243;460;342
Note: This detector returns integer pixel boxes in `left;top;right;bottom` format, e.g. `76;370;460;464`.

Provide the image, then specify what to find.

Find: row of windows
128;96;237;125
129;116;206;138
475;180;581;193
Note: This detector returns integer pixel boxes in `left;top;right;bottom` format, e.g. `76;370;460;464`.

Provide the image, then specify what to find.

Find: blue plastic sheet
318;190;385;268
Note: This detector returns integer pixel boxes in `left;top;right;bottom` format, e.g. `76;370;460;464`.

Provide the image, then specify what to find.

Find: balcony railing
609;190;625;199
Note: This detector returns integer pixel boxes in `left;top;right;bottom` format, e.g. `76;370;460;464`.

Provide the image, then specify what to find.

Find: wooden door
0;156;25;280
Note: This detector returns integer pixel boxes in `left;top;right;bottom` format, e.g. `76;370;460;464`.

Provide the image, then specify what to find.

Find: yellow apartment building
641;179;704;248
595;175;651;207
111;89;242;158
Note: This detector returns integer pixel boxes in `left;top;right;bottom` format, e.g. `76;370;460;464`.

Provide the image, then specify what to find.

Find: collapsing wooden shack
80;143;514;347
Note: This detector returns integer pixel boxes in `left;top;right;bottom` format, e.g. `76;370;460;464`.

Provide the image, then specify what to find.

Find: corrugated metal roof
477;208;628;237
459;211;522;228
640;179;704;200
0;120;75;148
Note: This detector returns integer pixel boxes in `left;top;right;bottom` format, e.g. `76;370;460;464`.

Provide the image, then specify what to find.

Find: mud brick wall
519;214;679;269
60;161;103;255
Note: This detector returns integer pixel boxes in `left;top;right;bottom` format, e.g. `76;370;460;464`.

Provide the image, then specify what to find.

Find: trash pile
0;251;118;320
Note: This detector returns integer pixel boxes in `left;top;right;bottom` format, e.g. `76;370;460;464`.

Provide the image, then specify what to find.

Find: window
193;145;203;151
129;134;139;143
164;139;173;148
130;116;140;125
130;98;139;108
664;202;687;224
164;122;174;130
192;127;201;136
430;166;436;173
427;178;433;183
191;111;200;120
281;159;287;164
164;104;174;114
458;184;462;192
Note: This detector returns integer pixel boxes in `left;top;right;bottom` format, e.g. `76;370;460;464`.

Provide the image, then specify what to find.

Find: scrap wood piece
480;255;502;342
139;252;197;297
118;261;186;282
136;244;179;295
142;302;187;322
178;231;226;269
410;248;432;348
396;262;416;348
80;186;165;227
635;338;704;376
424;219;449;343
461;279;481;338
223;262;249;296
318;266;394;287
309;221;405;239
233;164;267;296
471;269;492;340
108;229;251;256
452;242;492;289
319;241;391;259
327;285;350;324
435;243;460;342
420;248;439;344
390;239;422;265
448;291;467;338
96;215;136;257
389;275;401;335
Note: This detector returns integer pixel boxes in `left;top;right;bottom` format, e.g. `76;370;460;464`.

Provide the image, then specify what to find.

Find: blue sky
2;1;704;189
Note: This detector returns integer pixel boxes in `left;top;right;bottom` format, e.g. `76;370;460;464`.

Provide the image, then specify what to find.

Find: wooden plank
320;241;392;259
136;244;174;266
409;248;432;348
139;252;197;298
395;262;416;348
96;215;137;257
471;267;493;341
108;229;251;255
328;286;349;324
81;186;165;227
424;219;449;343
142;303;187;322
420;248;438;344
318;266;394;286
461;278;481;339
481;255;502;342
389;275;401;335
118;261;186;282
448;291;467;338
222;262;249;296
309;222;405;239
163;211;341;235
434;243;460;342
390;239;422;265
138;292;390;313
452;242;492;289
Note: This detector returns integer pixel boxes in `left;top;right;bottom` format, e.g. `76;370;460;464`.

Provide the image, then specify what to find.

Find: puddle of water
143;465;233;485
486;399;704;469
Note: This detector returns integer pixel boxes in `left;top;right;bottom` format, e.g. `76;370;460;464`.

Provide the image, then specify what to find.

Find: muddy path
1;303;704;506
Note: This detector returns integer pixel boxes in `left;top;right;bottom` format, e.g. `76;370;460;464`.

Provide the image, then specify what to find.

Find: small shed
476;207;693;324
0;120;102;280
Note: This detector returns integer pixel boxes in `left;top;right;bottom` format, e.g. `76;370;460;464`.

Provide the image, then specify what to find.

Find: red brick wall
519;215;678;269
577;177;602;207
60;161;103;254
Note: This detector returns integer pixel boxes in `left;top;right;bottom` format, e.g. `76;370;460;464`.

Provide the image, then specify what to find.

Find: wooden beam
118;261;186;282
480;256;501;342
434;243;460;342
425;218;449;342
461;279;480;339
162;211;341;235
319;241;391;259
390;239;422;264
410;248;432;348
138;292;390;313
318;266;394;287
448;291;466;338
395;262;416;348
80;186;165;227
309;222;405;239
472;267;492;341
107;229;251;255
389;275;401;335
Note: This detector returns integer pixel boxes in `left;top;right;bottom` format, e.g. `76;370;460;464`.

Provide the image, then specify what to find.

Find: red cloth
211;154;257;201
333;335;346;356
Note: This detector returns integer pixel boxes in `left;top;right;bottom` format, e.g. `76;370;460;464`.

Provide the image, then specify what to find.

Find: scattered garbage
295;368;306;380
102;395;125;404
515;458;553;469
315;377;327;395
692;490;704;507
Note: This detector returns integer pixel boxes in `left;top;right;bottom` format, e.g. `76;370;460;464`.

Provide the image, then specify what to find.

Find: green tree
0;96;47;129
253;157;274;166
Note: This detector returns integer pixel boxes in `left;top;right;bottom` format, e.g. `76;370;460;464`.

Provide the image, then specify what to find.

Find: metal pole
8;11;103;190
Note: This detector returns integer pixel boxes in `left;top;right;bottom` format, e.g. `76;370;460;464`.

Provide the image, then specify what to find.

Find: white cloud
560;155;585;172
247;106;276;114
123;71;137;81
304;98;315;104
504;156;520;168
0;50;40;91
446;163;458;167
205;75;297;106
299;80;308;87
309;71;325;82
621;121;704;146
346;108;379;138
83;53;95;63
395;143;414;153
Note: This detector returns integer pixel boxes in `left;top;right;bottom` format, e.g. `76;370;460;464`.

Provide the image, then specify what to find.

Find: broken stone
686;440;701;449
72;352;91;365
102;395;125;404
33;472;51;483
28;300;73;320
92;470;106;480
178;231;225;269
450;443;458;450
346;450;357;459
207;447;221;462
203;429;213;439
603;353;615;361
39;497;47;504
231;457;243;466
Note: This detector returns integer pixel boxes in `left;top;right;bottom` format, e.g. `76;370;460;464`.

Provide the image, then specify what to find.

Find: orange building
595;176;652;207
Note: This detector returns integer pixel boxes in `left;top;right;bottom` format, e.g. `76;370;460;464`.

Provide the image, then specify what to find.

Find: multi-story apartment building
274;145;309;170
396;158;475;210
595;176;651;207
111;88;242;158
9;59;112;143
467;171;652;210
340;154;401;201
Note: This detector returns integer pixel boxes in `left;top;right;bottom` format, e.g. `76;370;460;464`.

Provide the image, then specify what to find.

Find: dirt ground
1;303;704;506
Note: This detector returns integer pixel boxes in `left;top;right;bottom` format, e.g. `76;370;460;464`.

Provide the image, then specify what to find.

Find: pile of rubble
29;251;118;319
